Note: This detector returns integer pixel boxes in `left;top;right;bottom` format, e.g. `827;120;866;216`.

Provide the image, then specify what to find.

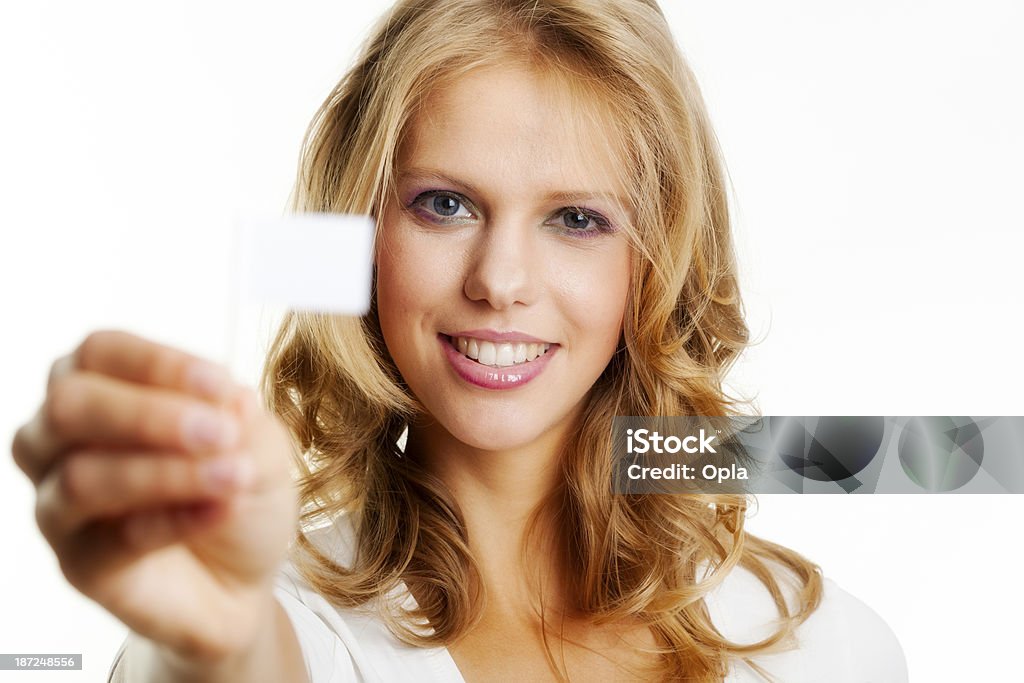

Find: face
376;63;632;453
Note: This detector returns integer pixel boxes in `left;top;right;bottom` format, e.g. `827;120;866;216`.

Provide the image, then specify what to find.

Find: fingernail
182;408;239;450
186;361;231;400
201;455;252;492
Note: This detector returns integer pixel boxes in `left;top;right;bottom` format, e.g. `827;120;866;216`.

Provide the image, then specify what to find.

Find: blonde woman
12;1;908;681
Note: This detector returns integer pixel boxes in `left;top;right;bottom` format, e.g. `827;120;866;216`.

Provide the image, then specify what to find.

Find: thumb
229;385;263;427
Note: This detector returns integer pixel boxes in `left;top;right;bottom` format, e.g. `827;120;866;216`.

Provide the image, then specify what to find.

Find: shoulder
705;563;909;682
272;521;361;683
273;516;460;683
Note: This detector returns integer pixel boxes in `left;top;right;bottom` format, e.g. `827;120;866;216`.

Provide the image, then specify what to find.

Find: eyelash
406;190;616;238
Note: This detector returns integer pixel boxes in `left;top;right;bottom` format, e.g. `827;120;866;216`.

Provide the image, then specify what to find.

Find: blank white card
234;213;376;314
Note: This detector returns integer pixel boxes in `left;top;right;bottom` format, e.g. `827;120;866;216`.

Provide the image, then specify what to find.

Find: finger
71;330;236;404
11;355;78;480
50;371;242;453
35;449;254;540
55;501;229;597
11;404;62;484
47;353;75;393
121;502;226;552
19;373;241;484
231;384;262;427
226;385;297;492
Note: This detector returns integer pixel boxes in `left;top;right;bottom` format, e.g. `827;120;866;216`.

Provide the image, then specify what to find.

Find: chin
448;420;547;453
429;405;556;453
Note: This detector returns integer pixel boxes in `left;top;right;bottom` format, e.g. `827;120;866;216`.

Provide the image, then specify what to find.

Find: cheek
559;252;630;349
375;220;460;339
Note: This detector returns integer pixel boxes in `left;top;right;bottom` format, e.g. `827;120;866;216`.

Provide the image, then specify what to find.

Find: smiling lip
446;328;555;344
439;333;557;390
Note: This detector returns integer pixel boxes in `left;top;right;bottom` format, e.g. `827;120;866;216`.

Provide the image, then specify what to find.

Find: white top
271;517;909;683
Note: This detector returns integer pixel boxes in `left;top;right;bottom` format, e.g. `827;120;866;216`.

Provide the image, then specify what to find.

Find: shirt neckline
396;578;468;683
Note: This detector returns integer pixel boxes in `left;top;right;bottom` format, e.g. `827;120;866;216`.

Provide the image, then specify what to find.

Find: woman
12;0;908;681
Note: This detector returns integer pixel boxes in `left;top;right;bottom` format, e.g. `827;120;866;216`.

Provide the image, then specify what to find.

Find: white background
1;1;1022;681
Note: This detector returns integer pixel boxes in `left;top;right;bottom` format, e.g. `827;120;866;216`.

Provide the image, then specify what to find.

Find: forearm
113;596;307;683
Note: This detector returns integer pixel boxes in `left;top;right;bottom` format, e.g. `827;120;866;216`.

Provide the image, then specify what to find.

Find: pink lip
447;328;554;344
438;334;557;390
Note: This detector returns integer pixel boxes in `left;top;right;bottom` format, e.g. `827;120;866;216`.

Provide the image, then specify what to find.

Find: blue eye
410;191;473;221
557;206;610;236
406;190;615;237
432;194;461;217
563;210;589;230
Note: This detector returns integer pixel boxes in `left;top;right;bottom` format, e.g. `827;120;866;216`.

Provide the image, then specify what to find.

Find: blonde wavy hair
261;1;823;680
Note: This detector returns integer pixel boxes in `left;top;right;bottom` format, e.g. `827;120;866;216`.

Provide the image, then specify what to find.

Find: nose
462;217;538;310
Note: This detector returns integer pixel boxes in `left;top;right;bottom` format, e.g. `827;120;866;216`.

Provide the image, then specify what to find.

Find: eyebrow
397;168;631;209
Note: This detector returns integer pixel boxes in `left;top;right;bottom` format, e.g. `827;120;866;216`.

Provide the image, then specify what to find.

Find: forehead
398;63;629;201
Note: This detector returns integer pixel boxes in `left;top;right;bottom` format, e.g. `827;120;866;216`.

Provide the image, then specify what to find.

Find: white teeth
478;341;497;366
450;336;552;367
495;343;515;366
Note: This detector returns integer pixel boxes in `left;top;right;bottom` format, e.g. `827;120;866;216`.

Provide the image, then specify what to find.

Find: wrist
128;589;281;682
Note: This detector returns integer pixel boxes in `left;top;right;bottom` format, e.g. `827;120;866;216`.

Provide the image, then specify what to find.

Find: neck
404;414;577;617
